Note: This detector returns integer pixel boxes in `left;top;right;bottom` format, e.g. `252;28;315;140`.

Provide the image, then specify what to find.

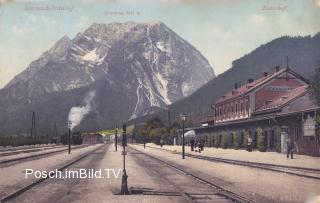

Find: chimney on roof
263;72;268;77
234;83;238;90
247;78;254;84
274;66;280;73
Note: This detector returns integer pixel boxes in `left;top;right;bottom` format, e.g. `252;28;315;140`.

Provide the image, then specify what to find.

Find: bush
169;128;178;145
233;131;240;149
274;126;282;153
150;128;167;145
221;130;227;149
132;124;145;143
0;135;50;147
257;127;266;152
243;129;249;147
213;131;219;148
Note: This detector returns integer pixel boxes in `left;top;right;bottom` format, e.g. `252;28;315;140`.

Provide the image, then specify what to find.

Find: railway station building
82;133;103;144
192;66;319;156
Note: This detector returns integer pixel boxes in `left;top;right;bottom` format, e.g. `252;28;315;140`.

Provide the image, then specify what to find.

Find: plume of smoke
68;91;95;131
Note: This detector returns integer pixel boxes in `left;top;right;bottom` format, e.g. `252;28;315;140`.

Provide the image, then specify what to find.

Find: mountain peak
83;21;138;40
48;34;71;56
144;21;164;26
0;21;215;134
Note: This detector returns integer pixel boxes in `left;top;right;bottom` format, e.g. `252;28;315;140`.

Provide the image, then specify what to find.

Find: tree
311;67;320;129
243;129;249;147
257;127;266;152
213;131;218;148
221;130;227;149
141;124;152;143
274;126;282;153
150;128;167;145
147;117;164;129
233;130;240;149
311;67;320;107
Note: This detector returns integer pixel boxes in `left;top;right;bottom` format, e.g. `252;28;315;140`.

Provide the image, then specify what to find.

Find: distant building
197;67;319;156
82;133;103;145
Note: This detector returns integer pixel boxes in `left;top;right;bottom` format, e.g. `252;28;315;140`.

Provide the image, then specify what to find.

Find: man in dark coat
287;139;294;159
200;139;204;151
190;138;195;151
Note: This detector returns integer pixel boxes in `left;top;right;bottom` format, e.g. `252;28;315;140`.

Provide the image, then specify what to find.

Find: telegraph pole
180;113;187;159
30;111;36;142
167;109;171;144
115;125;118;152
68;120;72;154
54;122;58;143
119;124;129;195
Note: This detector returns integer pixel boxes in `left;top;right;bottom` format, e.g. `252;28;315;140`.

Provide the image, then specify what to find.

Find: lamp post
167;109;171;144
67;120;72;154
115;125;118;152
120;124;129;195
180;113;187;159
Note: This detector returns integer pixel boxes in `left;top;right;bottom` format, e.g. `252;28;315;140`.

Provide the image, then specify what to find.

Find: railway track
0;144;106;203
129;146;256;203
141;145;320;180
0;145;65;157
0;145;90;167
0;145;58;153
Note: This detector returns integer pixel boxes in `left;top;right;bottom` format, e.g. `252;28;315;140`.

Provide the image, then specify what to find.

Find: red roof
216;68;287;104
255;85;309;113
200;115;215;123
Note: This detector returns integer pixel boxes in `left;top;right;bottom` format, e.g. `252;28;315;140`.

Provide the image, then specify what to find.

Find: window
246;100;249;112
240;102;243;113
265;100;273;105
235;103;238;114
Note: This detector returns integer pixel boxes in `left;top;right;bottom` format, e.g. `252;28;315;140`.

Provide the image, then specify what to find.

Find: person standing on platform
190;138;195;151
197;141;202;153
287;138;294;159
160;139;164;147
247;136;252;152
200;139;204;151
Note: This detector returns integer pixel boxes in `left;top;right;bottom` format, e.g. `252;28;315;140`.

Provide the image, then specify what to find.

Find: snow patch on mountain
156;42;166;52
182;82;192;97
130;84;142;120
154;72;170;104
82;48;99;61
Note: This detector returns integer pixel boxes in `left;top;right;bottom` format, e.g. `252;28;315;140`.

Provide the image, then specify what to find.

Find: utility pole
68;120;72;154
119;124;129;194
54;122;58;143
131;132;134;144
167;109;171;144
180;113;187;159
115;125;118;152
30;111;36;141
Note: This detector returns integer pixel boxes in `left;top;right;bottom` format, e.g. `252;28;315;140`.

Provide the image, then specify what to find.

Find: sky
0;0;319;88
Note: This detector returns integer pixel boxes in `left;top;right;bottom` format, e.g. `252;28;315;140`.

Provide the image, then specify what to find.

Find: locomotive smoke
68;91;96;131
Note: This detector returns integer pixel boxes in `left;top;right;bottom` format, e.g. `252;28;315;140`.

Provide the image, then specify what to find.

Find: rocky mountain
0;21;215;135
129;33;320;126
